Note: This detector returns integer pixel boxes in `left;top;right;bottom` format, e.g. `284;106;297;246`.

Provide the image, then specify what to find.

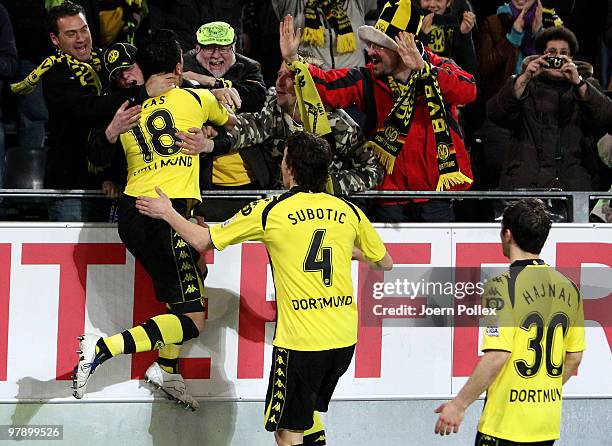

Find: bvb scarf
286;59;331;136
368;55;472;191
11;48;102;96
303;0;356;54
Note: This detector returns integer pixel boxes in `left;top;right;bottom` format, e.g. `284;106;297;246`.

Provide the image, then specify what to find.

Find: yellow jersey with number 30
120;87;229;200
479;259;586;442
209;187;388;351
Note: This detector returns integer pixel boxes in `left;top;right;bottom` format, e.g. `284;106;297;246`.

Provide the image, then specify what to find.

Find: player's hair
284;132;331;193
47;1;86;35
137;29;182;80
502;198;552;254
535;26;579;56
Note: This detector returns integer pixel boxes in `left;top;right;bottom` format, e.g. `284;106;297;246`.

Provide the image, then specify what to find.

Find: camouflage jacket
229;88;384;195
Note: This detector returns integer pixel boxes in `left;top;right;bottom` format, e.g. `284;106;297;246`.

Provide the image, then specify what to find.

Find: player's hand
105;100;141;143
145;73;176;97
183;71;216;87
395;32;425;71
434;401;465;436
135;186;173;220
101;180;121;199
211;87;242;110
203;125;219;138
421;13;435;35
460;11;476;34
177;127;214;155
280;15;301;64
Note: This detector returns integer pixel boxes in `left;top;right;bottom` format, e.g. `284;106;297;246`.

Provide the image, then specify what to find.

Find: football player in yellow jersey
136;131;393;446
73;30;236;408
434;198;586;445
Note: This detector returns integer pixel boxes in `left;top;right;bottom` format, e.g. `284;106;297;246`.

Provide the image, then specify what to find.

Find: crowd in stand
0;0;611;223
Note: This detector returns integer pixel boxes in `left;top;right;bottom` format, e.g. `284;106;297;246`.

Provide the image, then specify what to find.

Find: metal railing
1;189;611;223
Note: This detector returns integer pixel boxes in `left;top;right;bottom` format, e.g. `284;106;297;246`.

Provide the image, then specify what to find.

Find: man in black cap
103;42;143;89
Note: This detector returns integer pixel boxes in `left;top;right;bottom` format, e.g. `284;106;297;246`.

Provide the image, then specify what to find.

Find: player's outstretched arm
434;350;510;436
352;248;393;271
563;351;583;384
136;187;213;252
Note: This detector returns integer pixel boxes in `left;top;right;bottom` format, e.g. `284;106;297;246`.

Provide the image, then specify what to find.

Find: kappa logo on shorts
265;348;289;431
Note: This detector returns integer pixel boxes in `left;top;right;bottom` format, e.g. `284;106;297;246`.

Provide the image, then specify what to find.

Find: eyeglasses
544;48;570;57
200;45;233;55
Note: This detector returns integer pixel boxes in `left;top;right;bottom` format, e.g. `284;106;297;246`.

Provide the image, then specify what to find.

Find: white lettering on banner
0;225;609;401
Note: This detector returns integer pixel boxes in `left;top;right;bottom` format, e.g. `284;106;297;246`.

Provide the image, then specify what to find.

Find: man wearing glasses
183;21;266;113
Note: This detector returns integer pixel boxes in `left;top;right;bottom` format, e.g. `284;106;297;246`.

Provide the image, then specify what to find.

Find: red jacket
309;49;477;193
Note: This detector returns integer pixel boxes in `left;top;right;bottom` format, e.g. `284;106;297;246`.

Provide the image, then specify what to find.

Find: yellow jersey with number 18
209;187;388;351
120;87;229;200
479;259;586;443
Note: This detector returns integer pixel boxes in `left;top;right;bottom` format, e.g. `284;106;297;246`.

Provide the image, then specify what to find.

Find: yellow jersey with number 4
209;187;388;351
479;259;586;442
120;87;229;200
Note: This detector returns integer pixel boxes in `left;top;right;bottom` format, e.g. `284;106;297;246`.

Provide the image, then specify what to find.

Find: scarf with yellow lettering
303;0;356;54
11;48;102;96
286;59;331;136
368;52;471;191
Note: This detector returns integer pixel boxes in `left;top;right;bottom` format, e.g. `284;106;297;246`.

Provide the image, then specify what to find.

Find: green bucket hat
196;21;236;46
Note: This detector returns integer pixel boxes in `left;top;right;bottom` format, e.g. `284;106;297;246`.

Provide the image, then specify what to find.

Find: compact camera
545;56;565;69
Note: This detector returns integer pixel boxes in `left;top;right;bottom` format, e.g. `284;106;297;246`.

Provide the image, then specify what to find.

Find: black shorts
475;432;555;446
118;195;206;314
264;345;355;432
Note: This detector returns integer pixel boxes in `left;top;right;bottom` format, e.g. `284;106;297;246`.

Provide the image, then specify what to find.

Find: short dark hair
47;1;86;35
502;199;552;254
535;26;579;56
284;132;331;193
137;29;182;80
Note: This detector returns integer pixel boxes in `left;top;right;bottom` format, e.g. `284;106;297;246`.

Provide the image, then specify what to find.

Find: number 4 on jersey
303;229;333;287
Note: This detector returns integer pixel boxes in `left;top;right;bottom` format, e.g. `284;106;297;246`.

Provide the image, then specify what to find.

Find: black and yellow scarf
11;48;102;96
368;52;471;191
303;0;356;54
286;59;331;136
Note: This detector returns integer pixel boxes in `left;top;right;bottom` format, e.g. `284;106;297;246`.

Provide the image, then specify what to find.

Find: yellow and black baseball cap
196;21;236;46
104;42;138;81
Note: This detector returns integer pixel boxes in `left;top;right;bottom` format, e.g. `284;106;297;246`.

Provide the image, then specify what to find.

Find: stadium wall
0;223;610;445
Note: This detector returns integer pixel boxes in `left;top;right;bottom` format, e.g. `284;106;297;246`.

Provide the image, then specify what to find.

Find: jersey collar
510;258;546;267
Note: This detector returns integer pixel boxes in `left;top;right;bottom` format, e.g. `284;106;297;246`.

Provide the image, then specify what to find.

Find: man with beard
182;21;266;113
280;0;477;223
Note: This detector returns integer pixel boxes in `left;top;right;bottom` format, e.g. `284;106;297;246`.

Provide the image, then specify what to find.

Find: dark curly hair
502;198;552;254
535;26;579;57
47;1;86;36
284;132;331;192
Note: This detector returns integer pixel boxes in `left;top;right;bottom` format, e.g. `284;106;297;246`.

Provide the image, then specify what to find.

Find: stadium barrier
0;223;609;402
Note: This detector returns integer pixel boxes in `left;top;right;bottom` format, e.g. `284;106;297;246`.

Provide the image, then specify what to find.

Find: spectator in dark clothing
242;0;283;87
10;2;172;221
488;26;612;191
0;3;18;189
3;0;52;148
147;0;246;52
419;0;478;74
182;21;266;113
